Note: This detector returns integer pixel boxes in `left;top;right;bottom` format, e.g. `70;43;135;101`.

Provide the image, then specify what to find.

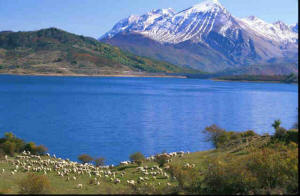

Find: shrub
203;125;261;149
4;132;15;140
2;141;16;156
286;129;298;143
129;152;145;166
33;145;48;155
200;156;256;195
203;124;226;148
274;127;287;139
0;132;26;155
24;142;36;153
78;154;93;164
18;173;51;194
197;143;298;195
272;128;298;144
241;130;257;137
0;148;5;160
94;157;105;167
155;154;170;167
246;144;298;194
167;164;199;190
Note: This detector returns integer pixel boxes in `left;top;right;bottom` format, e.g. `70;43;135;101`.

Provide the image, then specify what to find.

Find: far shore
0;72;187;79
212;78;298;84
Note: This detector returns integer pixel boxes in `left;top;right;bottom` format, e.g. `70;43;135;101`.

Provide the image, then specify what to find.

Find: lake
0;75;298;164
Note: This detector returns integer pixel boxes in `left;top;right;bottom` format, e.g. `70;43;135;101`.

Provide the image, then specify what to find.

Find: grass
0;149;246;194
0;155;178;194
0;132;297;194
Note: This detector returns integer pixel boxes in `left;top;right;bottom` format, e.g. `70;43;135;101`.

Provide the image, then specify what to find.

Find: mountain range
100;0;298;73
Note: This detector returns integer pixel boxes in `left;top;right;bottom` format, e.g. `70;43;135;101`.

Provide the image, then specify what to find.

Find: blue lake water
0;75;298;164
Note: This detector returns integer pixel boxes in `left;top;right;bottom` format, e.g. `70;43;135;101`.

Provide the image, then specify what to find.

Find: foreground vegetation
215;74;298;83
0;121;298;194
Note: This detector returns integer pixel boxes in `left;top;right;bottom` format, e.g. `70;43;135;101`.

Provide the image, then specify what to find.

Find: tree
2;141;16;156
4;132;15;140
24;142;36;153
94;157;105;167
129;152;145;166
272;120;281;131
202;124;226;148
78;154;93;164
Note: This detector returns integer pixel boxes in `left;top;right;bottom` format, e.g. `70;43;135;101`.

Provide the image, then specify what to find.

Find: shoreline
0;72;187;79
212;78;298;84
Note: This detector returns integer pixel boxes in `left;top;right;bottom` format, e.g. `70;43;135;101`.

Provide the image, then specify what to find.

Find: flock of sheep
1;150;191;190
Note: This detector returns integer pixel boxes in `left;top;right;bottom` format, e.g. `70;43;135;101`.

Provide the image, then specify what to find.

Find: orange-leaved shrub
18;173;51;194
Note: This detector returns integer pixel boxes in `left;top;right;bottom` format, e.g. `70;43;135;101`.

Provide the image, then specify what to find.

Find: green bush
167;164;199;191
286;129;298;143
203;124;226;148
78;154;93;164
2;141;16;156
0;132;26;155
241;130;257;137
0;148;5;160
203;125;257;148
155;154;170;167
0;132;49;156
272;128;298;144
197;143;298;195
33;145;48;155
274;127;287;139
18;173;51;194
129;152;145;166
94;157;105;167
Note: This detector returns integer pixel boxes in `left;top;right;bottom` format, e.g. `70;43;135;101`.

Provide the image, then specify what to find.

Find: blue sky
0;0;298;38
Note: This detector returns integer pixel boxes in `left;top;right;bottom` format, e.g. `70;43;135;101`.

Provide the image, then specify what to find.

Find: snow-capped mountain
100;0;298;72
238;17;297;43
290;23;298;33
101;0;236;44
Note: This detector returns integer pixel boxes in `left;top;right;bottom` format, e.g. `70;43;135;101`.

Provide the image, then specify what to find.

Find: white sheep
127;180;135;185
114;178;121;184
76;184;83;189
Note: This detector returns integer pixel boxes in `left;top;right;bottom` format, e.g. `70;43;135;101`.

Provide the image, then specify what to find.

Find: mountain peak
149;8;175;16
247;16;259;21
273;20;290;31
191;0;223;12
290;23;298;33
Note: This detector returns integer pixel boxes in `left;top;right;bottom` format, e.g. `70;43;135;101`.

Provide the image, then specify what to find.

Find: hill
0;28;198;76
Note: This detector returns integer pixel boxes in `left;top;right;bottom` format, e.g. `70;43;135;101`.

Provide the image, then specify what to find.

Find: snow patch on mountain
290;23;298;33
238;16;297;43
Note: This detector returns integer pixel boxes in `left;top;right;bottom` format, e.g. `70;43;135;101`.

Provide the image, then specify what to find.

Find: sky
0;0;298;39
